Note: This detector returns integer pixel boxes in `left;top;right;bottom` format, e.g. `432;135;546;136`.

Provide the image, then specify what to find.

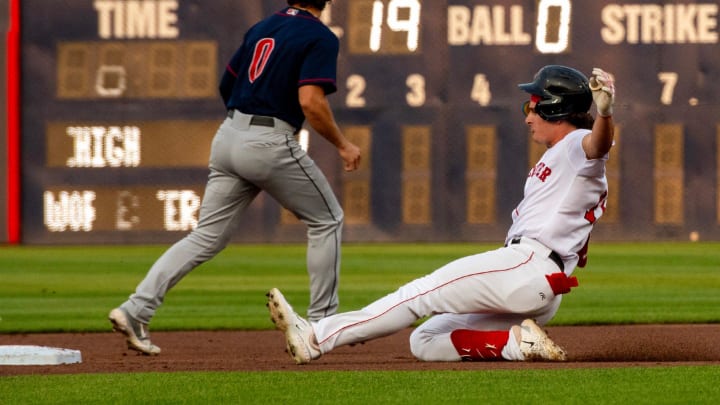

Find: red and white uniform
507;128;608;273
310;128;609;361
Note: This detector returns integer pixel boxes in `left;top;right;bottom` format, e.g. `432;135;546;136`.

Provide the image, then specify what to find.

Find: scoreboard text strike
21;0;720;243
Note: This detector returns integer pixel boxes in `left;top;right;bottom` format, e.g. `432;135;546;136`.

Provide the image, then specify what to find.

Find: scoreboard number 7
657;72;678;105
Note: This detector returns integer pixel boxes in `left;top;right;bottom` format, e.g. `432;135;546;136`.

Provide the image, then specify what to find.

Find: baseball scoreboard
11;0;720;244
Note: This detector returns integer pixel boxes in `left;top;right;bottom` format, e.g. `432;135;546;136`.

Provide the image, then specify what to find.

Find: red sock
450;329;510;361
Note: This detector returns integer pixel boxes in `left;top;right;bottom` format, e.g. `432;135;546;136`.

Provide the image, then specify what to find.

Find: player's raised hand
589;67;615;117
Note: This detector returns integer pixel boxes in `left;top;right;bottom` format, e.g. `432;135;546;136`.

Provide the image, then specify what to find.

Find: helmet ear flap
522;98;563;120
534;97;565;121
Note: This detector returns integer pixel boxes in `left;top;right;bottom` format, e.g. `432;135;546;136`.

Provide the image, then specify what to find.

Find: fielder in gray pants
109;0;361;355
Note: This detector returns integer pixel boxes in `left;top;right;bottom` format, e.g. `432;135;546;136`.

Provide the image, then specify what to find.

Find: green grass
1;242;719;332
1;242;719;403
554;242;720;324
2;368;719;404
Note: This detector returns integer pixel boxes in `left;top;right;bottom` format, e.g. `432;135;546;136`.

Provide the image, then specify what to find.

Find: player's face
524;101;557;146
523;100;562;148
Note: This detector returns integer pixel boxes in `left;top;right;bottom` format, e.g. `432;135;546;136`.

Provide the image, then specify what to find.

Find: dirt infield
2;324;719;375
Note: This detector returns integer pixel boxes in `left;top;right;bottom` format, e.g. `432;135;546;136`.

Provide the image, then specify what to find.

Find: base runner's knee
409;328;462;362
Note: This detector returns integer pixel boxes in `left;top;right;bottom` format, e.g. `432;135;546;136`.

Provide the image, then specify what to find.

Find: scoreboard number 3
405;73;425;107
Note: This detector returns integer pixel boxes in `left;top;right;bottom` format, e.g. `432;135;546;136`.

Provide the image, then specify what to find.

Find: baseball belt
227;109;275;127
507;236;564;272
506;236;578;295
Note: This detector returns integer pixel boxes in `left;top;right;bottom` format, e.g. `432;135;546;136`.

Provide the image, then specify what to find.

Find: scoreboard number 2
346;74;367;108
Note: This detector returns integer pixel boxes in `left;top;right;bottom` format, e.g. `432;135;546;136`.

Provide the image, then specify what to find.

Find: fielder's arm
299;84;361;171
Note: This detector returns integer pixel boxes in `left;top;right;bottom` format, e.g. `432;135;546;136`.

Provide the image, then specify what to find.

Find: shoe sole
266;289;312;364
522;320;566;361
266;288;291;332
108;309;161;356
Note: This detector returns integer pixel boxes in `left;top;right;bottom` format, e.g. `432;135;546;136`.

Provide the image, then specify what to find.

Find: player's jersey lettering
584;190;608;224
248;38;275;83
529;162;552;182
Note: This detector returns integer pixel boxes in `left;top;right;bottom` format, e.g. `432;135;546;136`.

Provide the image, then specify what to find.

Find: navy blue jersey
220;7;339;129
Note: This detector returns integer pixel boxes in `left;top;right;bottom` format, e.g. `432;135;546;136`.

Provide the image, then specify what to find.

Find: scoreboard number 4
471;74;492;106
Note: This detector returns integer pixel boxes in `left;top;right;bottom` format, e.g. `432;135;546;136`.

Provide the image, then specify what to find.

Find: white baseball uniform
309;128;609;361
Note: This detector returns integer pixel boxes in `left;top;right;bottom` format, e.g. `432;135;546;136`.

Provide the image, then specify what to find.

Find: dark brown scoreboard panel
21;0;720;243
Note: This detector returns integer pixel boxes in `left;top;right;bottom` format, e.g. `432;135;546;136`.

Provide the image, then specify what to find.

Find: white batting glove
588;67;615;117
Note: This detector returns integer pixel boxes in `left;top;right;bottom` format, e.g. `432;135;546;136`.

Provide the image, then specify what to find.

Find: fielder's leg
264;133;344;322
121;174;259;323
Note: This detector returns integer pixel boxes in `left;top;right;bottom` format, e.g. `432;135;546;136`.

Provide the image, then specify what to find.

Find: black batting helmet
518;65;592;121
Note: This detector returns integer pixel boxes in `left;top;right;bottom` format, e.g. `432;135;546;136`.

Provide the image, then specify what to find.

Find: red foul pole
6;0;20;243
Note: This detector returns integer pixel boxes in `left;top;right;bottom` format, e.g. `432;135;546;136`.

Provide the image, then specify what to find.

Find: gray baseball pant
121;111;344;323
